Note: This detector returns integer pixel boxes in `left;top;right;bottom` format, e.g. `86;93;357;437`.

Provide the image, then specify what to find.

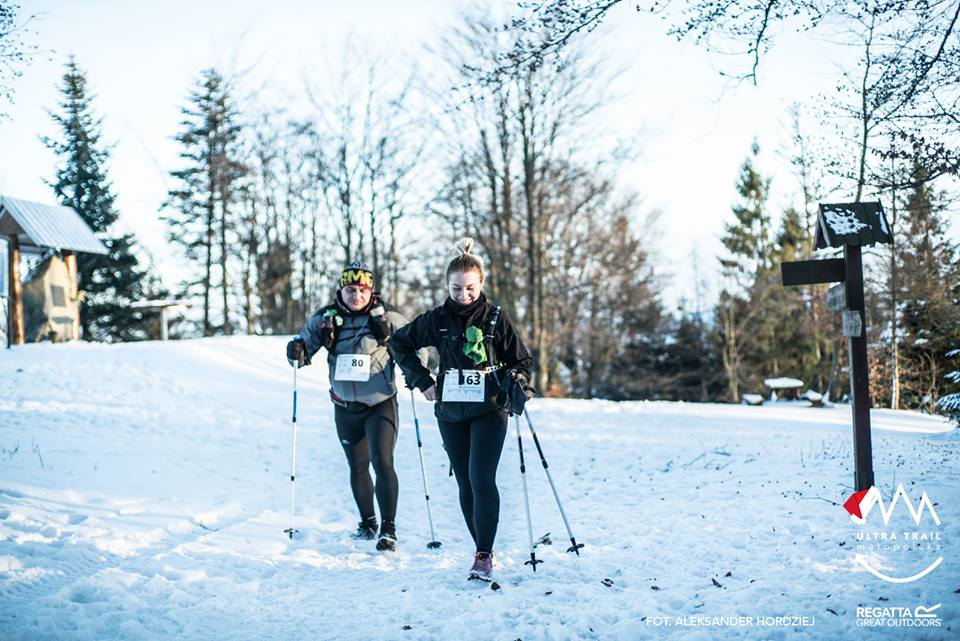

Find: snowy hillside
1;337;957;640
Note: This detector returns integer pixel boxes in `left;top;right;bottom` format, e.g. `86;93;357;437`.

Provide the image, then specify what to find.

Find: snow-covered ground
1;337;957;640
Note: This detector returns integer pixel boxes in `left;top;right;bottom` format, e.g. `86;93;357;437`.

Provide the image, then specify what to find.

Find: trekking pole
283;364;300;539
410;390;441;549
524;409;584;555
514;413;542;571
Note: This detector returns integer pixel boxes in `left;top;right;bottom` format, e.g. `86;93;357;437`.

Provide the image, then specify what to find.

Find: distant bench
804;390;824;408
742;390;825;407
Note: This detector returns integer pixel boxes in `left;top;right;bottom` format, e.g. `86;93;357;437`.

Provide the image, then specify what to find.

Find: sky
2;0;946;312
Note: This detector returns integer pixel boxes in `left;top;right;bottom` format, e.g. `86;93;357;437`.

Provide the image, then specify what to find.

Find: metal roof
0;196;108;255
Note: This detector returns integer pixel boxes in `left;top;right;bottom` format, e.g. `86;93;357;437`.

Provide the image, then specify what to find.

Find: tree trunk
302;207;313;322
389;210;399;304
825;340;840;402
520;86;546;392
340;145;354;262
586;289;598;398
369;198;379;285
811;291;824;390
889;150;900;409
243;200;256;335
203;191;214;337
855;13;875;202
220;193;231;335
721;297;741;403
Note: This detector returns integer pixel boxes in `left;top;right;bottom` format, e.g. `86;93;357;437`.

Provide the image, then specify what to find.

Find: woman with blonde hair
391;239;534;581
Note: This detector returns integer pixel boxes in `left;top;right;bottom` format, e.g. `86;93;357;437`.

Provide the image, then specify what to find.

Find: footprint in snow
66;584;109;604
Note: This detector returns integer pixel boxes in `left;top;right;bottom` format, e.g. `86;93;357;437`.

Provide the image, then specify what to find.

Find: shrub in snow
937;349;960;428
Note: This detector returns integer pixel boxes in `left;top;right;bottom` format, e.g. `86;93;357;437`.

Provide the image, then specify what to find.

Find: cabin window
50;284;66;307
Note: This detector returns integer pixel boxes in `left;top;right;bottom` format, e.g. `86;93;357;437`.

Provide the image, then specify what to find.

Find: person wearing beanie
390;239;534;581
286;260;423;551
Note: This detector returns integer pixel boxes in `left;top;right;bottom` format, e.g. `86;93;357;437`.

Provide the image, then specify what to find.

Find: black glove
367;294;391;344
320;309;339;350
286;336;309;368
497;370;534;416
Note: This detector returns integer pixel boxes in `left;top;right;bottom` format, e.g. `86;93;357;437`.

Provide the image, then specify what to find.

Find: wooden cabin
0;196;107;346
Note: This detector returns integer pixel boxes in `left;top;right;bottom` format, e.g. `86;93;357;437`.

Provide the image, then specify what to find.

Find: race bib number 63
442;369;485;402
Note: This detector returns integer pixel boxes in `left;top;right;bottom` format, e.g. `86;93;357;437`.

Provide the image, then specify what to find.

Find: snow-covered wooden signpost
780;202;892;492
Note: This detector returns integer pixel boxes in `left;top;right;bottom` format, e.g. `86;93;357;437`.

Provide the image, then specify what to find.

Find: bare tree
429;9;663;396
0;1;39;117
302;51;424;300
504;1;960;180
239;112;334;333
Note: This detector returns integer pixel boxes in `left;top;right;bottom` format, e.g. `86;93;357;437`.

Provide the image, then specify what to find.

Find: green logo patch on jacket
462;325;487;365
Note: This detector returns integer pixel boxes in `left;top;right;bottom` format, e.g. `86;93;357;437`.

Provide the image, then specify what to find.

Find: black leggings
437;409;508;553
335;397;399;523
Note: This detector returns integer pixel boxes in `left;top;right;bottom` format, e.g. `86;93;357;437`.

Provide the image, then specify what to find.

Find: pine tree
716;142;776;401
42;56;148;341
937;349;960;428
164;68;245;336
896;158;960;412
660;308;722;401
722;142;772;278
762;208;824;389
773;208;805;263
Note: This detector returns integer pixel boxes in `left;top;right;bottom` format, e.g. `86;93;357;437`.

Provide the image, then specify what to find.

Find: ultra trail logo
843;484;943;583
843;485;940;526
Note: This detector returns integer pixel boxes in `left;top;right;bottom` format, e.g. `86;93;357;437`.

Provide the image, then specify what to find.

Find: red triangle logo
843;489;871;519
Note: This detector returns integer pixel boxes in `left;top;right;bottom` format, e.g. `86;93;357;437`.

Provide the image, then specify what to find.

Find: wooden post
63;250;80;340
844;244;874;491
160;307;169;341
8;235;23;345
784;202;888;493
3;238;7;349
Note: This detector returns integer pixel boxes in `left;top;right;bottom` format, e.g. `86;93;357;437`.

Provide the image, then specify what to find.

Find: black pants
437;409;508;553
334;396;399;523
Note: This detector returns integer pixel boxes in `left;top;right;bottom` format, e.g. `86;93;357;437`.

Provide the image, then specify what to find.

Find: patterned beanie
339;260;373;290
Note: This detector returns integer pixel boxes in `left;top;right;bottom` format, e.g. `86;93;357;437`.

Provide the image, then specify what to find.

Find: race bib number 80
442;369;485;402
335;354;371;382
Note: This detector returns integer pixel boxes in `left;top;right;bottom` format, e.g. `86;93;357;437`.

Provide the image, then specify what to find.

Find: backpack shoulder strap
485;305;501;367
314;300;338;317
485;306;501;339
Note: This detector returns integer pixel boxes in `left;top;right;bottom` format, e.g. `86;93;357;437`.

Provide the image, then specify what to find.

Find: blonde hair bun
447;237;486;281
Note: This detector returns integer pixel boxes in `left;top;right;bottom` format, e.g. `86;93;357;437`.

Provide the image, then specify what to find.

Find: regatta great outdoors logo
855;603;942;629
843;484;944;583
